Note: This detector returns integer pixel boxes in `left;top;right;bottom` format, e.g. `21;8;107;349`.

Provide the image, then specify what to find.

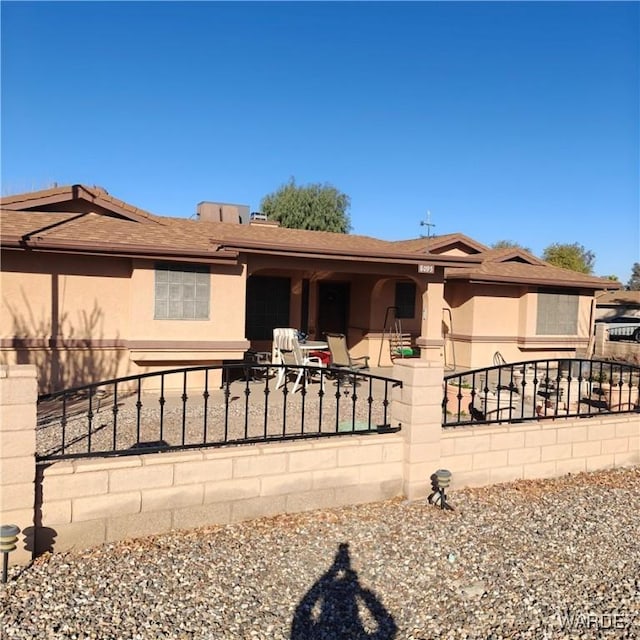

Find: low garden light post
428;469;454;511
1;524;20;583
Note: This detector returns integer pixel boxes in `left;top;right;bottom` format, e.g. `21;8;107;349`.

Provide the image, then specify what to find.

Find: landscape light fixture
0;524;20;583
428;469;454;511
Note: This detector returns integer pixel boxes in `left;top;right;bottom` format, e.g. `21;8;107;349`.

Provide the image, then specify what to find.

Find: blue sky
2;1;638;282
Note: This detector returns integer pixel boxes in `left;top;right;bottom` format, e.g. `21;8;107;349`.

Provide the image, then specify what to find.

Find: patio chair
325;333;370;384
274;329;324;393
273;328;298;364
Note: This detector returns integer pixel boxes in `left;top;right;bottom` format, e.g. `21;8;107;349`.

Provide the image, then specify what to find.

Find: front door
317;281;350;339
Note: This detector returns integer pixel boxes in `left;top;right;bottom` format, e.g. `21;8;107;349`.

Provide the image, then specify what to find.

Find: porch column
416;280;445;363
392;359;443;501
0;364;38;566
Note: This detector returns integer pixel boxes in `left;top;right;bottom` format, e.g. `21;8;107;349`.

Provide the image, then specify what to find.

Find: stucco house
0;184;618;393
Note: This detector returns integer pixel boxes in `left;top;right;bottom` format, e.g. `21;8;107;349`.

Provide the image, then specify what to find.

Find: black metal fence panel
36;364;402;462
443;358;640;428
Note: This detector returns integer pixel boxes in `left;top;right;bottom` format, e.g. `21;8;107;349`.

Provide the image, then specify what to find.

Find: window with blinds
536;291;578;335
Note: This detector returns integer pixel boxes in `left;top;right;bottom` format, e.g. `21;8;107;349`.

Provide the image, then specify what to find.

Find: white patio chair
274;329;324;393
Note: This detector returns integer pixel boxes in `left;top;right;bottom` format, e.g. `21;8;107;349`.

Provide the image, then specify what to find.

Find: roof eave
1;238;239;264
445;272;621;290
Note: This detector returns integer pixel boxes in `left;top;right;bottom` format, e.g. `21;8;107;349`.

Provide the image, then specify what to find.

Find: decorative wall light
0;524;20;583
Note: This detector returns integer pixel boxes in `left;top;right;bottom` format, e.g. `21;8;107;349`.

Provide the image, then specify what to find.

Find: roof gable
391;233;488;256
479;247;547;266
0;184;162;224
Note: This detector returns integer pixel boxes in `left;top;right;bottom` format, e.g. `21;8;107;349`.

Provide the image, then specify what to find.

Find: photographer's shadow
290;542;397;639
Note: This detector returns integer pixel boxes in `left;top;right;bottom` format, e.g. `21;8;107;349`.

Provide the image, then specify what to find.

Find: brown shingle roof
0;184;620;290
0;211;81;240
445;260;620;290
0;209;478;266
166;217;403;255
390;233;612;288
0;210;238;262
597;291;640;306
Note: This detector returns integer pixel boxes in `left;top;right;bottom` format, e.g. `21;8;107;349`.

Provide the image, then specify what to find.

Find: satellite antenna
420;210;436;241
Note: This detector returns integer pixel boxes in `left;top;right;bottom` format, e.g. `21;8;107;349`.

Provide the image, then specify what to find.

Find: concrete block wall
440;414;639;488
0;365;37;565
1;358;637;565
38;435;404;553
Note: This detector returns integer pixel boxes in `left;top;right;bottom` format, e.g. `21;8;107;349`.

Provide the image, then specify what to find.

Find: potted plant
445;380;475;411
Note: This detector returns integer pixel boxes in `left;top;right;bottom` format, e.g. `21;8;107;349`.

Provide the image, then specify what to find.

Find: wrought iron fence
36;364;402;462
443;358;640;428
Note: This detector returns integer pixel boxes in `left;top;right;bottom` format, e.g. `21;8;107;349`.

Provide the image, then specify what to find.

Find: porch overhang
214;239;482;268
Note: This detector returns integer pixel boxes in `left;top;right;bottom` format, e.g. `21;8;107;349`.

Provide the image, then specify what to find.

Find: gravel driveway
1;467;639;639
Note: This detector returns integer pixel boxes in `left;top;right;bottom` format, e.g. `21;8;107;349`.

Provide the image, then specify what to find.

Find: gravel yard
1;467;639;639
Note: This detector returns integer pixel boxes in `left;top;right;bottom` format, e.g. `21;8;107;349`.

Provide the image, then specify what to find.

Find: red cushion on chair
310;351;331;365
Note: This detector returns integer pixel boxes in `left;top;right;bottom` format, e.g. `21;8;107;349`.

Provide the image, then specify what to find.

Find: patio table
298;341;328;351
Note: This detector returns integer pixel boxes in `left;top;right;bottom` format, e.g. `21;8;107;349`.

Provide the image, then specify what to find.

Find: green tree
542;242;595;274
260;178;351;233
491;240;532;253
627;263;640;290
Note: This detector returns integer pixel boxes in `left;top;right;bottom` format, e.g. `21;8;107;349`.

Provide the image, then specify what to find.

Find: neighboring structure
1;185;619;393
592;291;640;360
595;290;640;322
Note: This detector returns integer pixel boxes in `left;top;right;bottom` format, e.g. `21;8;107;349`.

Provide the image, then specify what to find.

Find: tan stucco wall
471;284;523;335
443;282;475;336
1;251;132;341
1;251;250;392
129;259;246;343
444;283;596;370
1;252;134;391
2;246;603;391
